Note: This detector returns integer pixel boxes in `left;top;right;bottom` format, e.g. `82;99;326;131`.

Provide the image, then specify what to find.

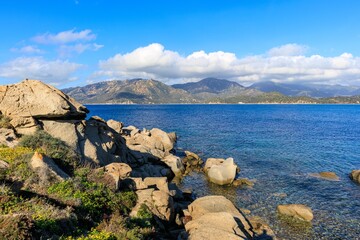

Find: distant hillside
62;79;197;104
172;77;243;94
63;78;360;104
172;77;261;100
249;81;360;97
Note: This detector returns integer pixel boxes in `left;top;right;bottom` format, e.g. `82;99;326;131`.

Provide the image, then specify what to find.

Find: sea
87;104;360;239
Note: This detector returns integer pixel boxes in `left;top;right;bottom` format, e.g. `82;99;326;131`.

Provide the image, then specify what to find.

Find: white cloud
0;57;82;86
10;45;44;54
97;43;360;85
267;43;308;56
32;29;96;45
58;43;104;57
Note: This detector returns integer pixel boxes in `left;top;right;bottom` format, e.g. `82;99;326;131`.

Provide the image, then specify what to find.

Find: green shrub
0;114;12;129
64;228;116;240
19;130;79;174
48;167;137;220
0;147;33;164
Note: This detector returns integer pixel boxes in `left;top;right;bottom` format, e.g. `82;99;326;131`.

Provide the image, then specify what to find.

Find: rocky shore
0;80;359;239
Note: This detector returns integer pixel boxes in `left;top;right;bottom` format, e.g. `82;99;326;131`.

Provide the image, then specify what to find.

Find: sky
1;0;360;88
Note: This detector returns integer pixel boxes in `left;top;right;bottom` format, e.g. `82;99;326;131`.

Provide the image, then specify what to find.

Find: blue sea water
87;104;360;239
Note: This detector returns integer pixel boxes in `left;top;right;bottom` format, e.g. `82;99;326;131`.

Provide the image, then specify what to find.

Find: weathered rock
310;171;340;181
203;158;224;172
205;158;237;185
168;132;177;144
185;212;246;240
152;190;175;221
183;151;203;172
99;163;132;189
277;204;314;222
107;119;123;133
0;128;18;147
248;216;277;240
0;80;88;135
185;195;275;240
30;152;69;182
350;170;360;184
131;188;175;222
162;154;184;175
42;118;129;166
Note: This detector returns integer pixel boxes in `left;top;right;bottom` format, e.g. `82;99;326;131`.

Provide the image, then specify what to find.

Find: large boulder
277;204;313;222
184;196;275;240
0;80;88;135
204;158;237;185
350;170;360;184
30;152;70;182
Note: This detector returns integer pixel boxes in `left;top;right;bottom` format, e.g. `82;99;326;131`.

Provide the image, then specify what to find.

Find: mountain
62;79;197;104
172;77;244;94
172;77;261;100
249;81;360;97
62;78;360;104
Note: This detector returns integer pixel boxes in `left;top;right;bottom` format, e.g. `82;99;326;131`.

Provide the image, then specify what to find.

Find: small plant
0;114;12;129
19;130;79;174
0;147;33;164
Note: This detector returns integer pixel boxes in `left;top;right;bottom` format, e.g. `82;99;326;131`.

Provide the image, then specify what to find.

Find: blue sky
1;0;360;87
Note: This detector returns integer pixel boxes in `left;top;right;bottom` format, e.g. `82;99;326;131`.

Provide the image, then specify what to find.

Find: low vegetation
0;131;156;239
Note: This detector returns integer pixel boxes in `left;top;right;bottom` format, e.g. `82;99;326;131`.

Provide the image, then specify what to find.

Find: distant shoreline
83;102;360;105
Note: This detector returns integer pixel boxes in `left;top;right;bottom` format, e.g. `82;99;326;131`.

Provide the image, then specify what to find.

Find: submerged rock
310;171;340;181
350;170;360;184
232;178;255;187
204;157;237;185
277;204;314;222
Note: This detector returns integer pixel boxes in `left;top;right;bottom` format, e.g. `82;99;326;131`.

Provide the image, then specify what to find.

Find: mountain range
62;78;360;104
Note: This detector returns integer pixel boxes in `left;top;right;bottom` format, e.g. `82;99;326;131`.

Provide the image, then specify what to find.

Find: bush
0;114;12;129
19;130;79;174
48;168;137;220
0;147;33;164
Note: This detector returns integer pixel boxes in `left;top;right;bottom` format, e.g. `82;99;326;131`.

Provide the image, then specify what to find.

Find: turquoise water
87;104;360;239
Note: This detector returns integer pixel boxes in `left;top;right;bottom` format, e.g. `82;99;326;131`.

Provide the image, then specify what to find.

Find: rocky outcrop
30;152;70;182
183;151;203;174
277;204;313;222
232;178;255;187
98;162;132;189
0;80;88;135
130;177;175;222
204;157;238;185
184;195;275;239
350;170;360;184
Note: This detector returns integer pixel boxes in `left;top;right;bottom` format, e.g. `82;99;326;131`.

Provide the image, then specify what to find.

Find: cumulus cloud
33;29;96;45
10;45;44;54
97;43;360;85
267;43;308;56
0;57;82;85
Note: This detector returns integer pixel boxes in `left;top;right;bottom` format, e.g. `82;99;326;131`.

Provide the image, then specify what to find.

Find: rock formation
183;195;276;239
350;170;360;184
204;157;238;185
277;204;313;222
0;80;88;135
